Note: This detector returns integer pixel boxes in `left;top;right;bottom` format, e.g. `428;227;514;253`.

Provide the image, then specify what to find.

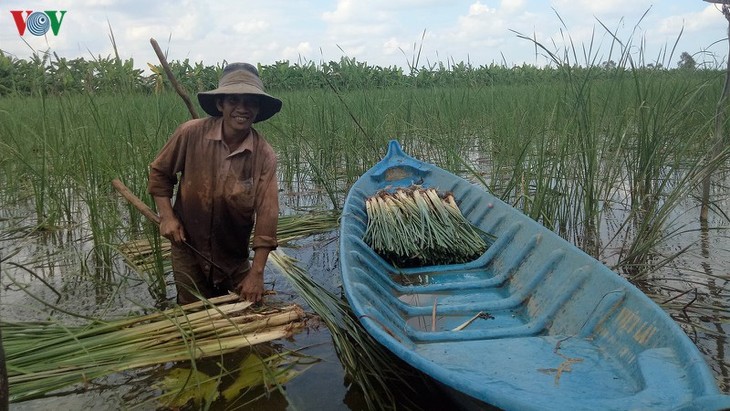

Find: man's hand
236;267;264;303
153;196;186;245
159;215;186;245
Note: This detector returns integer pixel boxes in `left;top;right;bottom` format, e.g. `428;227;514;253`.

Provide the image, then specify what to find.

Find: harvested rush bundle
3;295;306;402
363;186;489;267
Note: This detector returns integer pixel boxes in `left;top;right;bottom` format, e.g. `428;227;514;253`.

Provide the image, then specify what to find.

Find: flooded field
1;65;729;409
1;167;729;410
0;194;461;410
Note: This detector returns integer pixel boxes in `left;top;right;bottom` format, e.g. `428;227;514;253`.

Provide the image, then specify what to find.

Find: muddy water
1;180;729;410
599;188;730;393
0;204;457;410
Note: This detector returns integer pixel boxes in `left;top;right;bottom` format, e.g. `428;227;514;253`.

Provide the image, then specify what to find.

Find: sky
1;0;729;74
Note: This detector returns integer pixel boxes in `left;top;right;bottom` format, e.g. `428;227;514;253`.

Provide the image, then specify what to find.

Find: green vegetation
1;51;727;314
0;48;718;96
270;250;425;410
1;27;730;407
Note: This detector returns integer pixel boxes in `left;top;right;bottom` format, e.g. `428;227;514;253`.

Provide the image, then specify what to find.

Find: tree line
0;50;712;97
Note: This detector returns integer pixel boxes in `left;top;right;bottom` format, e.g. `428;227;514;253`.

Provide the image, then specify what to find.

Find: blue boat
339;140;730;410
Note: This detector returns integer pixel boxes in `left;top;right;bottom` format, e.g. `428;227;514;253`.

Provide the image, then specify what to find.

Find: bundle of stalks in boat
363;186;489;267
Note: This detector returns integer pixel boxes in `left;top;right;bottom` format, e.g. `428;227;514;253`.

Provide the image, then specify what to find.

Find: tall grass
509;19;726;278
1;29;730;404
0;92;187;305
0;67;724;278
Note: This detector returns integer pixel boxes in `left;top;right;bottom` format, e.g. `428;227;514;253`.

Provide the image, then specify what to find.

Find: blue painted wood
340;140;730;411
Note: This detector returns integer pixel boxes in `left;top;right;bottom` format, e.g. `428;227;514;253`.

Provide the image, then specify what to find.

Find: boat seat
354;249;566;317
351;264;590;344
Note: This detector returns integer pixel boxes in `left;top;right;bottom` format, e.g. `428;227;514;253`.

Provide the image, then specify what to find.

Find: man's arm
238;141;279;303
148;122;193;245
153;196;186;245
237;246;273;303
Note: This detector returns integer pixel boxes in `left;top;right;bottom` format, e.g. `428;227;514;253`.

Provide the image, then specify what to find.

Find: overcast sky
1;1;728;73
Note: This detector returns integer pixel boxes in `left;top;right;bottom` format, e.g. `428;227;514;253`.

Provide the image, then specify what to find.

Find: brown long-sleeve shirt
147;117;279;283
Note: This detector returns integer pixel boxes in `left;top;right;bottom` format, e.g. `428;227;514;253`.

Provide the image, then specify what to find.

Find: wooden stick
112;178;160;225
149;37;199;120
111;178;230;277
431;297;437;332
452;311;484;332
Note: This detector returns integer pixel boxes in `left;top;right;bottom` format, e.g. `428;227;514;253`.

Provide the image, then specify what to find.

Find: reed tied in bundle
363;186;489;267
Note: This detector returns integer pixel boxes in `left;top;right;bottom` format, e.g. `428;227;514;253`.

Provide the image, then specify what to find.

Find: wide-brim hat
197;65;282;123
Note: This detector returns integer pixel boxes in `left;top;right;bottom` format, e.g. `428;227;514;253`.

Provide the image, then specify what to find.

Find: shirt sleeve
147;121;193;198
252;143;279;250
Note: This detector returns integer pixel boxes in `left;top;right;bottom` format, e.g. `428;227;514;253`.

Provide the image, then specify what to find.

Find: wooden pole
112;179;160;225
111;179;231;277
149;38;199;120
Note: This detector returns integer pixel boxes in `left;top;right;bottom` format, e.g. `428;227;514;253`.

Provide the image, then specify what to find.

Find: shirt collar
205;117;255;155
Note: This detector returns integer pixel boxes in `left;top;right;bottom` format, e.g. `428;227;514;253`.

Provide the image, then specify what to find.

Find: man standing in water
147;63;281;304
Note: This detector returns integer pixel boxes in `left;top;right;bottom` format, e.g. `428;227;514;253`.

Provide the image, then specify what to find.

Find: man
147;63;281;304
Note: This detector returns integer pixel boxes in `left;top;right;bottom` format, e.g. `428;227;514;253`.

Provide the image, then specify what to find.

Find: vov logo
10;10;67;36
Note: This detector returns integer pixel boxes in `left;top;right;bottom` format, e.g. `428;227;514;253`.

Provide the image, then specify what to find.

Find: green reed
1;58;729;408
0;91;186;288
0;62;724;281
508;17;726;278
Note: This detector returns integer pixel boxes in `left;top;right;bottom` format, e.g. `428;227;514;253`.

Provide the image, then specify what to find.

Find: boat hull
339;141;730;411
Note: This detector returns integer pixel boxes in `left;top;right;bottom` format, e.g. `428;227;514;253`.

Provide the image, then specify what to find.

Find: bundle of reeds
270;250;422;410
363;186;489;267
2;294;306;402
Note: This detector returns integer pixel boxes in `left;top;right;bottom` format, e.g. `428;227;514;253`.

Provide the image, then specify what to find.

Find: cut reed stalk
2;295;306;402
363;186;490;267
270;250;422;411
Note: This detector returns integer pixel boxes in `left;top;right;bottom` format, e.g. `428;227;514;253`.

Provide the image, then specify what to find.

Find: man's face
216;94;261;134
